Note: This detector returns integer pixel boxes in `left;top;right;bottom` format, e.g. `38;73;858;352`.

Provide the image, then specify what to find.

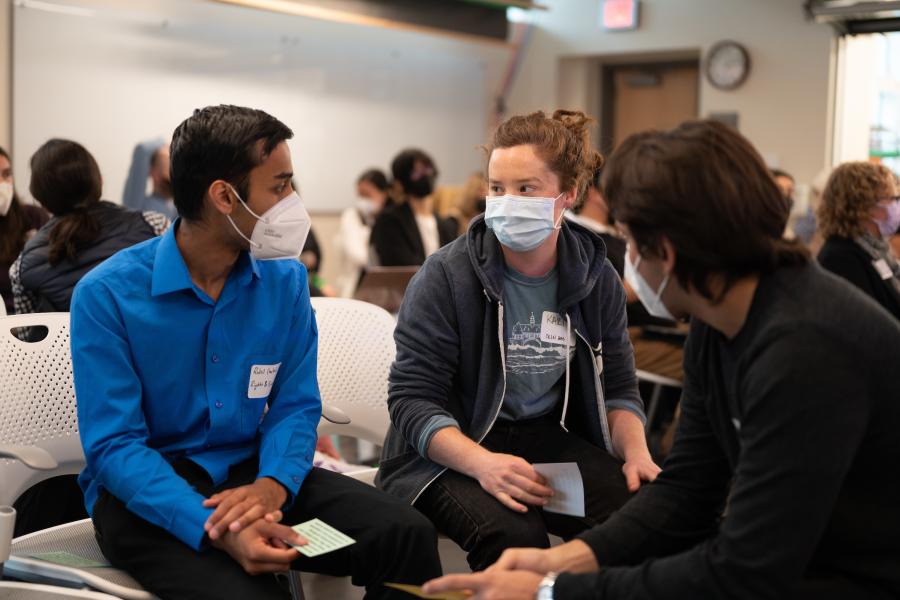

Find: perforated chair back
0;314;82;506
311;298;395;446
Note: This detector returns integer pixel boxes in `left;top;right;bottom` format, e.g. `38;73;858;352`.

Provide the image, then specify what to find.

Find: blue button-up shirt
70;222;321;550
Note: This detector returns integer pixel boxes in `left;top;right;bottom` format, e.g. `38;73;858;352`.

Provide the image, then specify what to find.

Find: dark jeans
415;415;632;571
93;458;442;600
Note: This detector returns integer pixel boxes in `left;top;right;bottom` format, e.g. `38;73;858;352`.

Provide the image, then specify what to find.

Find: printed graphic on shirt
507;311;573;375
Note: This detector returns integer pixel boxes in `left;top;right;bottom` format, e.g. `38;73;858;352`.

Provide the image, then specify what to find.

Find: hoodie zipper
411;295;509;505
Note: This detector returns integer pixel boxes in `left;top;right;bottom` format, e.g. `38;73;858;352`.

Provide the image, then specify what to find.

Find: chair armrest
0;445;58;470
320;405;351;425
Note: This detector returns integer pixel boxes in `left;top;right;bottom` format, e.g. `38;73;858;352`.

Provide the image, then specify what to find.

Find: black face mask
404;176;434;198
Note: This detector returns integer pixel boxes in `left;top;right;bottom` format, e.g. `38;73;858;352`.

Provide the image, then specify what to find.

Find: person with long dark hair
0;146;48;313
9;139;167;314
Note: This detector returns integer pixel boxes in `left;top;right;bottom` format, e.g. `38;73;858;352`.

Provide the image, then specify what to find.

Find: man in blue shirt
71;105;441;599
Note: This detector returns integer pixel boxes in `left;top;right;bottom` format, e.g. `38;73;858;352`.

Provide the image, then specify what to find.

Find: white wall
12;0;507;212
506;0;837;184
0;0;10;150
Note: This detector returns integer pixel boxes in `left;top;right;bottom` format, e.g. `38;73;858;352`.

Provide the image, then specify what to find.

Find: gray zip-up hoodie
376;215;643;504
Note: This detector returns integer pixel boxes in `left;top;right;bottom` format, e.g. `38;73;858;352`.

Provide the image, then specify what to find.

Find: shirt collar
151;219;261;297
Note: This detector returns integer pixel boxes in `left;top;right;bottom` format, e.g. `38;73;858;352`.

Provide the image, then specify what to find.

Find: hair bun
552;110;595;139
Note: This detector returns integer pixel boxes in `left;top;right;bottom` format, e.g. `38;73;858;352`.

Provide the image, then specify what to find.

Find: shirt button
215;401;223;409
292;476;301;484
211;354;220;363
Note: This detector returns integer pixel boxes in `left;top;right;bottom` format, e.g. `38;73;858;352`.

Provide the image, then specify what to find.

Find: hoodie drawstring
559;313;572;432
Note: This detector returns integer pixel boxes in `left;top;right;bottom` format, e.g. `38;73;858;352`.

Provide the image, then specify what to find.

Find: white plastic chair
0;297;7;317
636;369;683;432
309;298;472;582
0;313;153;600
312;297;395;486
0;581;124;599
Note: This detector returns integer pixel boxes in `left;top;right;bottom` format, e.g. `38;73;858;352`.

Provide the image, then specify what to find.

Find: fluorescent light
15;0;96;18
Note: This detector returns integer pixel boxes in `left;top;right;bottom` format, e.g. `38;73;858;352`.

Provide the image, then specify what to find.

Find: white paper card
873;259;893;281
533;462;585;518
540;311;573;346
290;518;356;557
248;363;281;399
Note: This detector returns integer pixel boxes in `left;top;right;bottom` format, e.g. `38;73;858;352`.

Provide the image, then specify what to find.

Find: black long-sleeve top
555;262;900;600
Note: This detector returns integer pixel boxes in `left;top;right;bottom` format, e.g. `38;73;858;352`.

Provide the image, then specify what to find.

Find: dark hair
29;139;103;265
485;109;604;206
391;148;438;194
357;168;389;192
770;168;794;181
602;119;807;303
170;105;294;221
0;146;28;265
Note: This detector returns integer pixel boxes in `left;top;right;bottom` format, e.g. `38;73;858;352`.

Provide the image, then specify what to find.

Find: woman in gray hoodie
377;110;658;572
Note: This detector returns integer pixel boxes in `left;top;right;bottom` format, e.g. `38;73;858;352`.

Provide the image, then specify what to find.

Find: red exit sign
602;0;639;31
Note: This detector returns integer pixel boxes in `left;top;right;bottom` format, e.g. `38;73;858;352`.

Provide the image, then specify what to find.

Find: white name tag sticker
873;259;893;281
540;311;573;346
248;363;281;399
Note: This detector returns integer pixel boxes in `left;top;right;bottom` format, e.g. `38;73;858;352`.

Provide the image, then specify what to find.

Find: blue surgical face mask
484;193;565;252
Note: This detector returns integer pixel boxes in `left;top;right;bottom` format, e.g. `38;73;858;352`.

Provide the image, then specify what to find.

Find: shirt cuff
606;399;647;425
171;501;215;551
416;415;460;457
258;463;311;508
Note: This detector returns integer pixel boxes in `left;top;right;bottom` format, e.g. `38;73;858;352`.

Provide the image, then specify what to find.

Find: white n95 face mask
0;182;14;217
226;184;311;260
484;193;565;252
625;250;675;321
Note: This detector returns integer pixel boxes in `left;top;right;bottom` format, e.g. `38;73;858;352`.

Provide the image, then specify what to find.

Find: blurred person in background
10;138;166;537
0;146;49;314
371;148;457;266
123;138;176;220
10;138;167;315
336;168;392;297
565;167;625;277
817;161;900;320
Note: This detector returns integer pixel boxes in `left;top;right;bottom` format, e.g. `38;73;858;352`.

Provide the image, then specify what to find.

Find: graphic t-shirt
500;265;574;421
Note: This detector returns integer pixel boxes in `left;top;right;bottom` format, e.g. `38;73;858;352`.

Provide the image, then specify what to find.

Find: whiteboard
13;0;503;213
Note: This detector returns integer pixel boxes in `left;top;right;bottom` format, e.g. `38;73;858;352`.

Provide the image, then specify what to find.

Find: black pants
93;458;442;600
415;416;632;571
13;475;87;536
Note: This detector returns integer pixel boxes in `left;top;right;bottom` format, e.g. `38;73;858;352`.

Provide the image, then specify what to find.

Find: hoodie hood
465;214;610;311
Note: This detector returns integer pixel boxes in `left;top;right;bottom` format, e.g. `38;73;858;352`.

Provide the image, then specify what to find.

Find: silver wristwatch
535;571;559;600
